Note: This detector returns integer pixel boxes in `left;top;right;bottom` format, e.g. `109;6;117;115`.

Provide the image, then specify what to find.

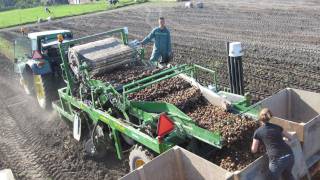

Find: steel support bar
52;101;74;121
193;64;219;91
123;67;193;95
123;64;188;90
58;43;73;95
112;128;123;159
64;27;128;46
193;64;216;74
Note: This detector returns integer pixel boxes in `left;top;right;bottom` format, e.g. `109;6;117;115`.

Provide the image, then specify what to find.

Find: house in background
46;0;69;4
68;0;93;4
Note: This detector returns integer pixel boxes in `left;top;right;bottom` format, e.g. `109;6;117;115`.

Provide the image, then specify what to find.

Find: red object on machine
32;50;43;59
157;113;175;139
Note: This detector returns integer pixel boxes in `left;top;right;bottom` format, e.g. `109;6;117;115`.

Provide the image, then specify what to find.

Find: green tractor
13;30;73;109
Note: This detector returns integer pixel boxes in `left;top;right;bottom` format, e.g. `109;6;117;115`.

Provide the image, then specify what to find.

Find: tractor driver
141;17;172;64
251;108;295;180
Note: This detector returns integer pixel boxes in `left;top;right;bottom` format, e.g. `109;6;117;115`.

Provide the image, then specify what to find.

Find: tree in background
0;0;68;9
0;0;15;8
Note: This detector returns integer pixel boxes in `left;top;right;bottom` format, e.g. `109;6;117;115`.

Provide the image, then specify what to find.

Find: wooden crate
121;137;309;180
248;88;320;163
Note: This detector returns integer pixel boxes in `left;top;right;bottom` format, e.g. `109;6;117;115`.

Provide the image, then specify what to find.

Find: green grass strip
0;0;143;29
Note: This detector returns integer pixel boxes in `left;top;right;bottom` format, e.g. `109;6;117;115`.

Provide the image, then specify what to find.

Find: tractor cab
29;30;73;62
14;30;73;109
14;30;73;73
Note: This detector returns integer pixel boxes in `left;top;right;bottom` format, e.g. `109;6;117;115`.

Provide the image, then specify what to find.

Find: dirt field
0;55;128;179
1;0;320;179
3;0;320;100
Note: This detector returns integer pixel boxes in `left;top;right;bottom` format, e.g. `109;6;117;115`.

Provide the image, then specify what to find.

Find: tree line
0;0;69;9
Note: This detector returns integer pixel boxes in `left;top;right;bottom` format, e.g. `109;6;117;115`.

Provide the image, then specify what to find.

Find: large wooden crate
121;146;233;180
247;88;320;163
122;139;309;180
121;132;310;180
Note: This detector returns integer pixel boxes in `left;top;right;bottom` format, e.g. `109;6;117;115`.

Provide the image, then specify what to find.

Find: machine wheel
129;145;153;171
33;74;54;109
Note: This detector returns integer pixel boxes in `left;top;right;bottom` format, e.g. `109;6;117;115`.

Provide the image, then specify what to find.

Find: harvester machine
53;27;251;171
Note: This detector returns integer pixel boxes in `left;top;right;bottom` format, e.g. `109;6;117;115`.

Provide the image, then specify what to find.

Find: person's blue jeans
269;154;295;180
150;50;169;63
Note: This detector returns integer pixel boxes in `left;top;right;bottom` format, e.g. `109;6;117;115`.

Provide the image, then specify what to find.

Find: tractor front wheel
129;145;153;171
33;74;54;109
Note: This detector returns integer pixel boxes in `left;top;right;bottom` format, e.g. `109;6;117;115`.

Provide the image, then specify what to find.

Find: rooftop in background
68;0;93;4
28;30;70;39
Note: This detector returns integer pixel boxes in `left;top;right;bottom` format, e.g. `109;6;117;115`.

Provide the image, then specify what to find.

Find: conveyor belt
68;37;136;76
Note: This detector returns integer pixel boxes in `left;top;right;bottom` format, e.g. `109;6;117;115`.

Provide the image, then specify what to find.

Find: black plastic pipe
238;57;244;95
227;42;234;93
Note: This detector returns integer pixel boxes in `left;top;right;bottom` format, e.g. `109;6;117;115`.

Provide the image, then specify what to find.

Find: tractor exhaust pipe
227;42;244;95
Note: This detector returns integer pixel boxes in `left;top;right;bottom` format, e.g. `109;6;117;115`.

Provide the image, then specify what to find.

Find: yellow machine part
33;75;45;105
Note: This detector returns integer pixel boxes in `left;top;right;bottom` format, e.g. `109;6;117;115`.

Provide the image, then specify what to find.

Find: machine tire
33;74;54;109
129;145;153;171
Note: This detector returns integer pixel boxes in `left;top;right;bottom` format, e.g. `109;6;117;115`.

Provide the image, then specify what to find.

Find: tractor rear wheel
129;145;153;171
33;74;54;109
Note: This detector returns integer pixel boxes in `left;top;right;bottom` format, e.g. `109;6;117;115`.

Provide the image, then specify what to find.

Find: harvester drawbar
53;27;249;171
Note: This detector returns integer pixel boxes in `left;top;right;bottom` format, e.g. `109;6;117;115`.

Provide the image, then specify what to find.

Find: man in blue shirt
141;17;172;64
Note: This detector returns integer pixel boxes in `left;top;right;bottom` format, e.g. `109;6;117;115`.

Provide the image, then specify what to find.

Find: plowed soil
3;0;320;100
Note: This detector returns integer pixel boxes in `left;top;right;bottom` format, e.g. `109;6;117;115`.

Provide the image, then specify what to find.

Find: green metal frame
193;64;220;91
129;101;221;147
53;88;174;159
54;28;225;161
